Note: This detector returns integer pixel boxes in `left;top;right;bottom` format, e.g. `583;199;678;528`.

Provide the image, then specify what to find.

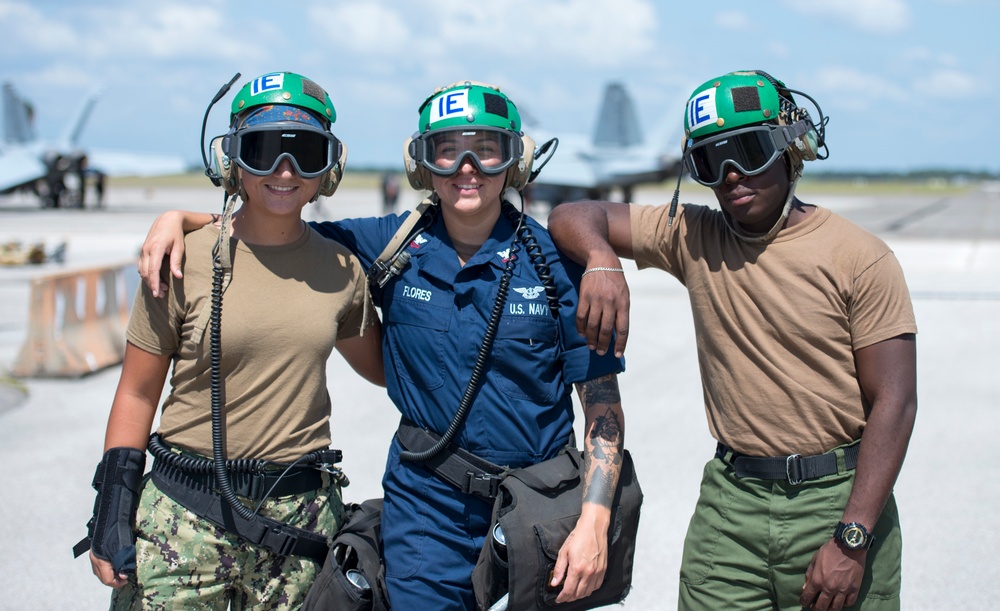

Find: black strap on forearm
73;447;147;575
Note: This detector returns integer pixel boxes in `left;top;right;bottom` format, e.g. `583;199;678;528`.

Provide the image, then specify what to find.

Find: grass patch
0;372;28;394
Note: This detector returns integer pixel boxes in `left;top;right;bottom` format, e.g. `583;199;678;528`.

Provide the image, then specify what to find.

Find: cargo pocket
384;298;450;391
532;514;578;607
678;461;736;586
490;315;559;402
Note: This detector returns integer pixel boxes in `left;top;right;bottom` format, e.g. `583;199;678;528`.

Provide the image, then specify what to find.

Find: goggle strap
771;122;809;149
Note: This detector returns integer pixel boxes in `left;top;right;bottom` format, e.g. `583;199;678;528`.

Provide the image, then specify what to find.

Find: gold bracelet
582;267;625;277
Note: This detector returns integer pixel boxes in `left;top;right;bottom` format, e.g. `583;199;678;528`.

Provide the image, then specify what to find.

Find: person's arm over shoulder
139;210;216;298
308;214;406;270
548;201;633;266
548;201;633;357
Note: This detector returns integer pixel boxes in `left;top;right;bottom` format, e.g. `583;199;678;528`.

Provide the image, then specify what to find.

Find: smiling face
710;155;791;234
240;157;321;219
430;156;505;223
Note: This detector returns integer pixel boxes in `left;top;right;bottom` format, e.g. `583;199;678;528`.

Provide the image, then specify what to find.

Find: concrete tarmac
0;182;997;609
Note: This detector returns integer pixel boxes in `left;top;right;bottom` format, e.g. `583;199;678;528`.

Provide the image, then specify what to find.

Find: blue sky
2;0;997;173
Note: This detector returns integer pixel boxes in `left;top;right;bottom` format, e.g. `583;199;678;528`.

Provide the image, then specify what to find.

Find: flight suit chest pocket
490;315;560;402
385;297;452;391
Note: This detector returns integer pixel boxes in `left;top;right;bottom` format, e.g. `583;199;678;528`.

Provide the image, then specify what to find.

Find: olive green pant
678;450;901;611
110;475;344;611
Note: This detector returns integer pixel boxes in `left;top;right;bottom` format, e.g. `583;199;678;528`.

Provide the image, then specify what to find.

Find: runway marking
883;198;950;233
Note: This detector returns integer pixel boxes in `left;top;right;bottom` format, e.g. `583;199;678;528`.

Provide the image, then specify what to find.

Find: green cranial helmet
405;81;535;191
684;71;783;140
417;81;522;134
230;72;336;126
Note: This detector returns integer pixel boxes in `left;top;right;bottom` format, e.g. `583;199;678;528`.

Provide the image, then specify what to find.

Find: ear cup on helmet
779;103;821;176
506;133;535;191
318;141;347;197
403;136;433;191
792;125;819;161
211;135;239;195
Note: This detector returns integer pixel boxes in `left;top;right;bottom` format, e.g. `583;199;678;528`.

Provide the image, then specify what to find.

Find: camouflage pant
110;473;344;610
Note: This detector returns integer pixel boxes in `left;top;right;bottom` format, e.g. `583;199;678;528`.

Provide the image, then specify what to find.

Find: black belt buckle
464;471;501;499
269;525;300;557
786;454;803;485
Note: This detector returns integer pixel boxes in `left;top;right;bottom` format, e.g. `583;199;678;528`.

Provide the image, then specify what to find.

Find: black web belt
149;459;330;562
716;441;860;485
150;454;329;503
396;419;507;501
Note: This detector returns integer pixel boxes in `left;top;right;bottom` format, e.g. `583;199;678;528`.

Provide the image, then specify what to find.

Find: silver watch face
841;524;867;549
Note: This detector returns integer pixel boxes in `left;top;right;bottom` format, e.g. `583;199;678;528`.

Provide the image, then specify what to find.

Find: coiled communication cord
501;201;559;318
148;433;330;476
398;195;524;463
208;258;259;521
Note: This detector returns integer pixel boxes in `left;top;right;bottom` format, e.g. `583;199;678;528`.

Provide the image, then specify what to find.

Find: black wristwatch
834;521;874;550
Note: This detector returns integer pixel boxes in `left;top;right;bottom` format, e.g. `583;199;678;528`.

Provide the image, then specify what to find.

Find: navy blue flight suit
312;210;624;609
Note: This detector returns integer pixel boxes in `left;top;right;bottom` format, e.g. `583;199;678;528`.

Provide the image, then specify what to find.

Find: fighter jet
526;82;683;206
0;82;187;208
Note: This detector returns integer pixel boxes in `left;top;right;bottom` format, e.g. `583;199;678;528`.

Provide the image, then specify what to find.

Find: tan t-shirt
631;203;917;456
127;224;373;462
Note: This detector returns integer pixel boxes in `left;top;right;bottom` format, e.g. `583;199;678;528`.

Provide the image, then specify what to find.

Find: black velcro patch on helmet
731;86;761;112
482;93;508;118
301;78;326;105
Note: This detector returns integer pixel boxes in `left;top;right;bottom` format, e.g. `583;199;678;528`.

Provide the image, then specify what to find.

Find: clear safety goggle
412;128;521;176
230;123;341;178
684;124;799;187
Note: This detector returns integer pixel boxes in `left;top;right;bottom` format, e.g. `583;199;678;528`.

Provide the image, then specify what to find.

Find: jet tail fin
592;82;643;148
2;82;37;145
59;91;99;148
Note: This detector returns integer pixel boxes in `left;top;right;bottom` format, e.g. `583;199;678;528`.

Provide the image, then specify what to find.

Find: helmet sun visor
414;128;521;177
684;125;788;187
232;124;341;178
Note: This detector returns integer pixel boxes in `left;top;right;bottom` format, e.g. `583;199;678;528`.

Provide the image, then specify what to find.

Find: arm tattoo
578;373;624;508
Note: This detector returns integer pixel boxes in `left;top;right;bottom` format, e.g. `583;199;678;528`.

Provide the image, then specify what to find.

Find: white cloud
811;66;909;110
2;2;262;64
913;69;979;98
784;0;913;34
26;62;98;90
714;11;753;31
0;1;80;54
309;3;413;56
308;0;658;69
86;4;261;61
899;46;961;68
767;41;790;59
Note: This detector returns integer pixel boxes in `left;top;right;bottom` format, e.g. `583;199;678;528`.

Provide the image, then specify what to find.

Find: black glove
73;447;146;575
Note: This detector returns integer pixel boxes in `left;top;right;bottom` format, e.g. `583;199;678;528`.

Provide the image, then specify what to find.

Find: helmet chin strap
723;157;802;244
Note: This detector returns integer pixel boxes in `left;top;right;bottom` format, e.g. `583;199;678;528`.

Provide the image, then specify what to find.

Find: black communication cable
399;194;527;463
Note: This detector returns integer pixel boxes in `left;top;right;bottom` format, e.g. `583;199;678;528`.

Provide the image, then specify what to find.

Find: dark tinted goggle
412;128;521;176
684;125;790;187
231;124;341;178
